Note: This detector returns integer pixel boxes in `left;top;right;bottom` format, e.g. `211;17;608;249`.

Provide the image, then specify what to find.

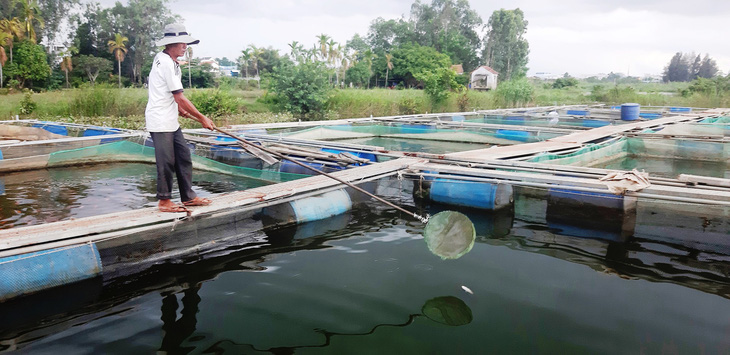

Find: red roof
450;64;464;74
476;65;498;75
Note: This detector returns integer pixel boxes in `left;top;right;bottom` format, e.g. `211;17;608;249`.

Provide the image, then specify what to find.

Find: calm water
600;155;730;179
0;163;268;229
1;164;730;353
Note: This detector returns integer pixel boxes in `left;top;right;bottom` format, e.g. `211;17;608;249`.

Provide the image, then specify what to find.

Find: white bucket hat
156;23;200;46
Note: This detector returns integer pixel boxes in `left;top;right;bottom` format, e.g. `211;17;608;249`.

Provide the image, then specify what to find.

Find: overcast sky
120;0;730;77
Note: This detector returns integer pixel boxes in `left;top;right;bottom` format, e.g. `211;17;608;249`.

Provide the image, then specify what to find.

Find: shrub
188;89;242;117
495;78;534;106
270;60;331;119
19;90;36;115
415;67;462;108
398;97;419;114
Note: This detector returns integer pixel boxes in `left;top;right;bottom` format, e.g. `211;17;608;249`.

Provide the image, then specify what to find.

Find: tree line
663;52;719;82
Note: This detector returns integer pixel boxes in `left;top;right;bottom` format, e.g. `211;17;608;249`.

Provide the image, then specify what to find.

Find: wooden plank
0;157;422;251
447;141;578;160
678;174;730;188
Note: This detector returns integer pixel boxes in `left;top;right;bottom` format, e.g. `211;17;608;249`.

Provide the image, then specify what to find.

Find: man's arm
173;92;216;130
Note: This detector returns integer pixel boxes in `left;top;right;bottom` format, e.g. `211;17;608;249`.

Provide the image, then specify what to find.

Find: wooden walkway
447;111;726;161
0;157;422;257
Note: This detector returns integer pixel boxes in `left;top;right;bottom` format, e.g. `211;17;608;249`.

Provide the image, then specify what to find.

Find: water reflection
200;295;472;354
159;284;201;354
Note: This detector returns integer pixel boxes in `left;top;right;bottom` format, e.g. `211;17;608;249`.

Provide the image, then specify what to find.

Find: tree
391;43;451;87
0;31;7;87
697;54;719;79
345;61;370;88
2;39;49;88
107;32;128;88
317;33;329;60
75;54;111;85
409;0;483;72
0;17;24;62
270;58;331;118
184;45;192;88
238;48;250;78
483;8;529;81
384;53;393;87
663;52;692;82
18;0;44;43
366;17;413;54
37;0;80;46
59;45;76;88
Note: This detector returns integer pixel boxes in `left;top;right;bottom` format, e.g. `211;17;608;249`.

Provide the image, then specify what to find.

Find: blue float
0;244;102;301
279;159;345;175
32;123;68;136
429;179;513;210
289;189;353;224
0;148;3;160
620;103;640;121
582;119;610;128
566;110;589;116
669;107;691;113
639;113;662;119
495;129;531;142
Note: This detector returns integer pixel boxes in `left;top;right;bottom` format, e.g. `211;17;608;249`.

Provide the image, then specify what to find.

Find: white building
470;66;499;90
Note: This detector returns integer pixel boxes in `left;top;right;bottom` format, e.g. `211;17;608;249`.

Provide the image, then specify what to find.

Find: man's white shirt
145;52;184;132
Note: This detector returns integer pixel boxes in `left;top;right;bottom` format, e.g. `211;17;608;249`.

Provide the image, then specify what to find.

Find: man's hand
199;116;216;130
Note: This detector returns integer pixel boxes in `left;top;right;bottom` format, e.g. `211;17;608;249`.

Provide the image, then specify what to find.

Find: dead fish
461;285;474;295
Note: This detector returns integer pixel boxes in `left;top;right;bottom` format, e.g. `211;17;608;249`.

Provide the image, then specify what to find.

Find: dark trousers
150;128;197;202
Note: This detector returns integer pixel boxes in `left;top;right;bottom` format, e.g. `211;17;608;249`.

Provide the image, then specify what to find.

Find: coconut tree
107;33;128;88
238;48;251;78
363;49;377;88
0;18;24;63
247;44;263;88
19;0;44;44
60;46;77;88
0;32;8;88
385;53;393;88
185;46;193;88
316;33;329;60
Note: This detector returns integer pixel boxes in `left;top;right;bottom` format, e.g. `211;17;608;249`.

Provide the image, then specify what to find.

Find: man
146;23;216;213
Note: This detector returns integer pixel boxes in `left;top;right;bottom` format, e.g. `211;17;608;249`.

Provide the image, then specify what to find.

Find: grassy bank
1;82;727;129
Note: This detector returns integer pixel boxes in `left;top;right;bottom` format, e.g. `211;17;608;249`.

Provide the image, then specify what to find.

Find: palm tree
248;44;263;88
316;34;329;60
107;33;128;88
185;46;193;88
60;46;77;88
19;0;44;44
0;32;8;88
239;48;251;78
363;49;377;88
385;53;393;88
0;18;24;63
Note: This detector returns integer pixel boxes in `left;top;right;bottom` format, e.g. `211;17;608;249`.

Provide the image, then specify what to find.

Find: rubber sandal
159;204;190;213
182;197;212;206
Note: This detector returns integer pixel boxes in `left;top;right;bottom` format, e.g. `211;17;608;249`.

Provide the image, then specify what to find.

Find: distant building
219;65;240;77
450;64;464;75
199;57;220;75
533;72;560;80
470;66;498;90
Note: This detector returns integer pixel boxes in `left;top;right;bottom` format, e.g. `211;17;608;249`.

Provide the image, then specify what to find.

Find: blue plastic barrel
429;179;513;210
620;103;640;121
0;148;3;160
566;110;589;116
321;148;377;163
279;159;345;175
32;123;68;136
495;129;531;142
289;189;353;224
669;107;691;113
0;244;102;301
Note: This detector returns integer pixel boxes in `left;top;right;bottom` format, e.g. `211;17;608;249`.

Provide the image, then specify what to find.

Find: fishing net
422;211;476;260
279;124;561;144
47;140;308;183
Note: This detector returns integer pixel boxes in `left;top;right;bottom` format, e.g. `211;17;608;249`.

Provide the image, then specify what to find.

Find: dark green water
1;164;730;353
